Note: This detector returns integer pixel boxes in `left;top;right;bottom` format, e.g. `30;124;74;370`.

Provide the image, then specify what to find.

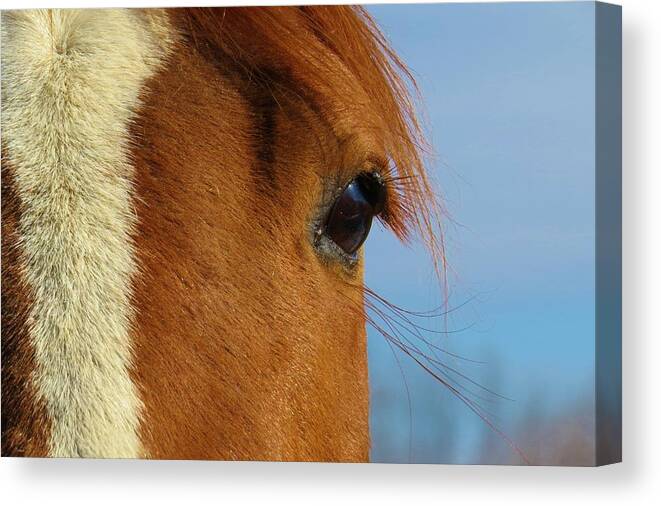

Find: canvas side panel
595;1;622;466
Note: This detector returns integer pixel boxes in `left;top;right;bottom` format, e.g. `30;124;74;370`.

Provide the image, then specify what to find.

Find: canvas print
0;2;621;465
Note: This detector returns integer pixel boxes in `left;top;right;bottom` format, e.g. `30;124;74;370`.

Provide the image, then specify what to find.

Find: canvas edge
595;0;623;467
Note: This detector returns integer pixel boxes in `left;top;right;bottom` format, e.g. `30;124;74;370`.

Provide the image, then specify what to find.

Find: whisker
365;304;511;405
388;337;531;465
384;337;414;463
366;286;478;319
338;281;530;464
365;290;485;363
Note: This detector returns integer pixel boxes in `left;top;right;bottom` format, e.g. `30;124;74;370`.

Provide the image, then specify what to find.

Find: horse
1;6;444;461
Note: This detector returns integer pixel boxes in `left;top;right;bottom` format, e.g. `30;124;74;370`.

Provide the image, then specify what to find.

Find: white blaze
1;9;171;458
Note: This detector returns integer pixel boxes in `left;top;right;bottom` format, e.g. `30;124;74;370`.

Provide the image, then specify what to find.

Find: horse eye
324;173;386;255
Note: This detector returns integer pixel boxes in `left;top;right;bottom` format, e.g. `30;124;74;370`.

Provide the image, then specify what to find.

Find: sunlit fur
1;7;443;461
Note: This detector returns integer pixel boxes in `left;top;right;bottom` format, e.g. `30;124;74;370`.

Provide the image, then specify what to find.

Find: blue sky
364;2;596;464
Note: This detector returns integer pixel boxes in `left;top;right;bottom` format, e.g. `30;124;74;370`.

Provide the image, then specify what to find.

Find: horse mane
178;6;446;276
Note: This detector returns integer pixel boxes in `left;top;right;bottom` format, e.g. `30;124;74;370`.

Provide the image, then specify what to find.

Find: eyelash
370;166;408;227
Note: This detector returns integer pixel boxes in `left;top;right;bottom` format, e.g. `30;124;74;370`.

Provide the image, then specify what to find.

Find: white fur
1;9;171;458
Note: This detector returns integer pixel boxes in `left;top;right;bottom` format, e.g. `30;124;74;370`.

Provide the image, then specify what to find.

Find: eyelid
364;152;389;170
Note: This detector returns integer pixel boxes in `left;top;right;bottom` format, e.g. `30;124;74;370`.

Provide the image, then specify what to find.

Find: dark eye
324;172;386;255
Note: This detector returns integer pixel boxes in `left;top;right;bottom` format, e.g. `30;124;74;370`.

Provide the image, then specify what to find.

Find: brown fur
1;159;51;457
129;21;371;461
128;7;440;461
